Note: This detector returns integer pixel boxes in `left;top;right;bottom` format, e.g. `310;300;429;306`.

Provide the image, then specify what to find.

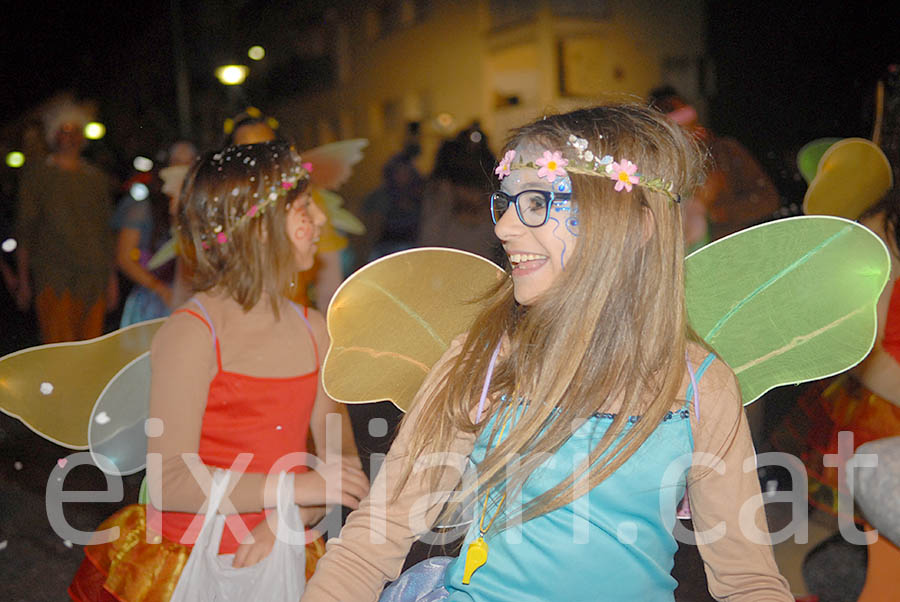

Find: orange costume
69;300;325;601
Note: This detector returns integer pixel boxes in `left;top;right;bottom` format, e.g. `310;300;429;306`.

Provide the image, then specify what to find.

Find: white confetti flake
0;540;6;551
63;539;73;548
40;382;54;395
95;411;111;425
13;461;22;470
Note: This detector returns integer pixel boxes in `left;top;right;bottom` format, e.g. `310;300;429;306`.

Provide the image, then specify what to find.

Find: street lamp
84;122;106;140
215;65;249;85
5;151;25;168
248;46;265;61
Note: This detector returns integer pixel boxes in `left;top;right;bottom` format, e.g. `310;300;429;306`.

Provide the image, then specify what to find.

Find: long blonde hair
397;104;707;532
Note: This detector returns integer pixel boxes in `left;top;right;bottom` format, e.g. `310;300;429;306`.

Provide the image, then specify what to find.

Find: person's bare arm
116;227;171;306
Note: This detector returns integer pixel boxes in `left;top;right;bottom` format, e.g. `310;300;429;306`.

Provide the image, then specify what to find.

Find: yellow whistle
462;537;489;584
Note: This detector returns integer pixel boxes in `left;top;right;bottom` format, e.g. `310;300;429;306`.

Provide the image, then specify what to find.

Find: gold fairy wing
803;137;893;220
0;319;163;449
323;248;504;412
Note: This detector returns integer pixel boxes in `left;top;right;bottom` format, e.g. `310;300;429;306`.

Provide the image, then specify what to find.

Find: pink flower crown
201;151;311;248
495;135;680;202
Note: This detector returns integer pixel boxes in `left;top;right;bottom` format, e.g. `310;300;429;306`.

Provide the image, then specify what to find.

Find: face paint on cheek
294;208;314;241
549;199;578;269
547;216;568;270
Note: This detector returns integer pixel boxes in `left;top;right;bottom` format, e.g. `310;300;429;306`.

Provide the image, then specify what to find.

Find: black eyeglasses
490;190;573;227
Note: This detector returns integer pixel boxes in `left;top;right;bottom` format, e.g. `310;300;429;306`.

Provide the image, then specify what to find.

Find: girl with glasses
302;105;793;601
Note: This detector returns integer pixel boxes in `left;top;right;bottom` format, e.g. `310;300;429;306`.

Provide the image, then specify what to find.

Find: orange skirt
771;374;900;518
68;504;326;602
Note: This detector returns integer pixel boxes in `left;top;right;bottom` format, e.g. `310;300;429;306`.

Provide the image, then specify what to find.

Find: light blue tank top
441;358;712;601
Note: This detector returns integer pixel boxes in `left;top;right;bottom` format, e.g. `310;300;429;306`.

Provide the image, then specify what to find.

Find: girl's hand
294;459;370;509
233;516;277;568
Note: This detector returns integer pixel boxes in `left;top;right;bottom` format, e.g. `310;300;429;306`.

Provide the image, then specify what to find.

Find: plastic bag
170;470;306;601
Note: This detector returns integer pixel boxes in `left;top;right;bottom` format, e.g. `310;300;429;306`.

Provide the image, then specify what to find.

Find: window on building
489;0;538;30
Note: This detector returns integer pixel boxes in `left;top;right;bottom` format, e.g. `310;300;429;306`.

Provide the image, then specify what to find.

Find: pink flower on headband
610;159;639;192
246;204;259;217
495;149;516;180
535;151;568;183
216;232;228;244
281;180;293;190
302;162;313;172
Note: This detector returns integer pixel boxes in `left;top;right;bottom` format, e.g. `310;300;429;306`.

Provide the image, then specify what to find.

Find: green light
84;122;106;140
5;151;25;168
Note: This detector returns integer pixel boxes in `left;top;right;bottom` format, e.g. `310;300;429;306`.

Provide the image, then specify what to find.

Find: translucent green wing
685;216;890;404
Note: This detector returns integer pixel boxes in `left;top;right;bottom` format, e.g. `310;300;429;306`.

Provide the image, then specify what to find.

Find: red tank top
159;299;319;554
884;280;900;364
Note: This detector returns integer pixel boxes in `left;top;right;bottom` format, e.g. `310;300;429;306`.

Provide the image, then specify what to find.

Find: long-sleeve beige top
303;339;793;601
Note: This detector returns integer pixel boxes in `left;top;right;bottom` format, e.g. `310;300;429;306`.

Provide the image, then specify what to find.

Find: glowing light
248;46;265;61
215;64;249;85
5;151;25;168
133;156;154;172
84;122;106;140
130;182;149;201
40;382;54;395
436;112;455;130
469;131;483;143
1;238;17;253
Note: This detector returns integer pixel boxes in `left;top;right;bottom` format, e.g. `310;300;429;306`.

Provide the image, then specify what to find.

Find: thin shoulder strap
475;342;502;423
685;352;716;421
172;297;222;372
287;301;319;368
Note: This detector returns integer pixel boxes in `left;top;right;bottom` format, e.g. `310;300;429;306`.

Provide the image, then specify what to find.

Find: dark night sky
2;1;899;184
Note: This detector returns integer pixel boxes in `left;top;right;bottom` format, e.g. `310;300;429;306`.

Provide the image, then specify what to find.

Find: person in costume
780;141;900;602
302;105;792;601
226;108;365;309
14;101;119;343
68;141;369;602
113;168;176;327
418;123;500;261
649;86;780;248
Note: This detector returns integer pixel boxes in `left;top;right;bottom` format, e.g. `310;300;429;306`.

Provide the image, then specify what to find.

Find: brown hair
177;141;309;313
398;104;708;532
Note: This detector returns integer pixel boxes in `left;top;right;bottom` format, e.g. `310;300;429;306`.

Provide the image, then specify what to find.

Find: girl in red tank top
70;141;369;602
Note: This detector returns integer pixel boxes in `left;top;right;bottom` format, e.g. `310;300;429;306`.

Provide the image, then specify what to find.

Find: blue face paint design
547;194;578;269
547;216;567;269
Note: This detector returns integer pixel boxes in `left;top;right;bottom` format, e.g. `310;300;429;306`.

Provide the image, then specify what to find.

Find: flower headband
495;135;680;202
201;147;310;248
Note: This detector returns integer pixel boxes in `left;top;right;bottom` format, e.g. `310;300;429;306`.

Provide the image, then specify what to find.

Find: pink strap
475;343;502;423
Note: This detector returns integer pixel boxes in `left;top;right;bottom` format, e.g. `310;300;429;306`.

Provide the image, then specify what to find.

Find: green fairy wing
685;215;890;404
